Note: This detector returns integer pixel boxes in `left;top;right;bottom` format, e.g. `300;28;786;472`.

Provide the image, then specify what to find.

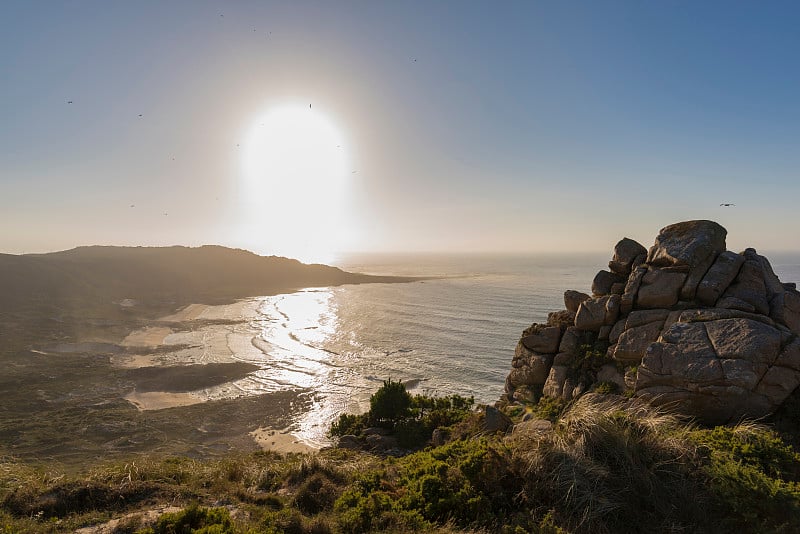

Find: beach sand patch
121;326;173;348
124;391;204;411
251;427;315;454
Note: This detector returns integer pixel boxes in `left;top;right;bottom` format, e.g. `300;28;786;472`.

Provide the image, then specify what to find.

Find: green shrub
329;413;364;437
334;439;520;531
147;503;234;534
532;396;565;422
330;381;474;449
369;379;412;427
691;423;800;532
593;381;619;395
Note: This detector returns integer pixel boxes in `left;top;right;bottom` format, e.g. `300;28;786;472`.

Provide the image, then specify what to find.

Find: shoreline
119;299;321;455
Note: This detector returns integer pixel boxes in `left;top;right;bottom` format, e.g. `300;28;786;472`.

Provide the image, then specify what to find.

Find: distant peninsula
0;245;417;352
0;244;415;310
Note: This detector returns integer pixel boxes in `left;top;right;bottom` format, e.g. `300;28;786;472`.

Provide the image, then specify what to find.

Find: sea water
155;253;800;448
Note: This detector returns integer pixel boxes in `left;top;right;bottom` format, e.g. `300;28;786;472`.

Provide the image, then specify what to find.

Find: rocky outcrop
504;220;800;425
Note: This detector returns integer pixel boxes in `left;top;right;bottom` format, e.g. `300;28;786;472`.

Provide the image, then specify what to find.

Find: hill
0;245;414;351
0;244;410;311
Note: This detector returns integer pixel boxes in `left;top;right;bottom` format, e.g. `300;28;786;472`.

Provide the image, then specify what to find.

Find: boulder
636;269;686;309
775;338;800;372
608;237;648;276
509;346;553;387
680;250;718;301
564;290;591;313
337;435;362;450
548;309;575;328
484;405;513;432
612;321;663;363
717;251;770;315
773;290;800;334
636;317;791;424
625;308;671;329
596;364;626;392
621;265;647;314
646;220;727;269
513;418;553;434
609;319;626;344
704;318;781;366
553;352;574;365
543;365;569;399
521;326;562;353
696;251;745;306
558;326;587;355
592;270;625;296
610;282;626;295
598;324;612;341
575;295;620;331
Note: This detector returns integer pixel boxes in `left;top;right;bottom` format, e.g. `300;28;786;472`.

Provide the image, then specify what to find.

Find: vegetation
2;387;800;533
329;379;476;449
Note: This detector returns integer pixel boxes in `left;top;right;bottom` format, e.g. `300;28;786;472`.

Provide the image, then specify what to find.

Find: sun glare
240;104;352;263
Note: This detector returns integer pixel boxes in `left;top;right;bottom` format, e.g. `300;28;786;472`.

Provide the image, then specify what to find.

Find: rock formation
504;220;800;424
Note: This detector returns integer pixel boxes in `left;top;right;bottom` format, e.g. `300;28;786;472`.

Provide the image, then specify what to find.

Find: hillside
0;245;414;352
0;245;410;311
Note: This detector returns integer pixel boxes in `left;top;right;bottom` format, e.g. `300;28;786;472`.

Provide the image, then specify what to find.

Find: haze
2;1;799;262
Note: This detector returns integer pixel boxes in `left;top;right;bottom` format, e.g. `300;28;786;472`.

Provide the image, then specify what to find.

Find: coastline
117;299;322;454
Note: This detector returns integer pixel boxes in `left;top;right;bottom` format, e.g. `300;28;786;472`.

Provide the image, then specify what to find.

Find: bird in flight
720;203;736;207
67;100;73;104
130;204;135;208
138;114;143;117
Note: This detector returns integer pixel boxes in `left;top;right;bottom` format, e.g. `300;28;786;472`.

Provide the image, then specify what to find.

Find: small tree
370;379;412;427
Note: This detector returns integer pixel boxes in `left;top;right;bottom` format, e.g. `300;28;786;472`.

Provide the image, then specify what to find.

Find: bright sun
240;104;352;263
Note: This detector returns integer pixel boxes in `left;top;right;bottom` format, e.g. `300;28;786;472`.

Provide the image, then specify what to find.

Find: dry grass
509;394;707;533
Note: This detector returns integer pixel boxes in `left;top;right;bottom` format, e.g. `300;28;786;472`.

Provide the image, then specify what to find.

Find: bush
146;503;234;534
334;439;521;531
369;379;412;427
330;381;475;449
691;423;800;532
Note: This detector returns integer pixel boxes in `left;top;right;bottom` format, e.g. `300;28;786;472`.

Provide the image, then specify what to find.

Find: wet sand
159;303;210;322
119;300;320;454
124;362;261;393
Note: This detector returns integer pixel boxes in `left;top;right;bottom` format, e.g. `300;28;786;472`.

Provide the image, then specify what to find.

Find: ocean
141;252;800;448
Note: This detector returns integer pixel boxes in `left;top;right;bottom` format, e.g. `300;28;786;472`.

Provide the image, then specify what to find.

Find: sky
2;1;799;263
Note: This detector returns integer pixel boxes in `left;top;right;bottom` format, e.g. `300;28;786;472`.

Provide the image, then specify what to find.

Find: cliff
505;220;800;424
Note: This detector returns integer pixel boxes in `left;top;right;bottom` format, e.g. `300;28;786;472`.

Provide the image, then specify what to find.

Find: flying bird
130;204;135;208
720;203;736;207
138;114;143;117
67;100;73;104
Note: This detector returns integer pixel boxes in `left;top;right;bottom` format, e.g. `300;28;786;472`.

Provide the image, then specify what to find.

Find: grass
2;392;800;533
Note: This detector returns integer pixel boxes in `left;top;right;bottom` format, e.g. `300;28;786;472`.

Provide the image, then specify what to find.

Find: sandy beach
124;390;204;411
159;303;210;322
250;427;315;454
120;326;174;348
